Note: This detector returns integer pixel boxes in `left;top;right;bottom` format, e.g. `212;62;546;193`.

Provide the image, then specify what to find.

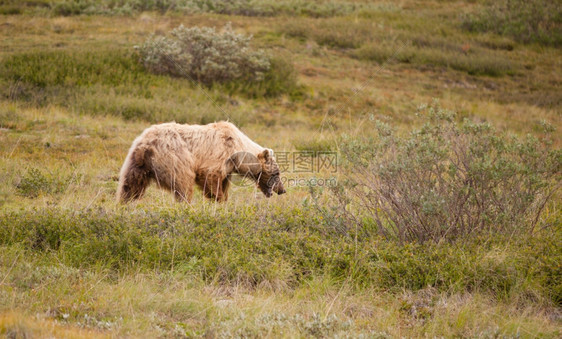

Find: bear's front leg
198;171;228;202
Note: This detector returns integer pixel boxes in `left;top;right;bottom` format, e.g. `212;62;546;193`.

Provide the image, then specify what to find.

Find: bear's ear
258;149;270;161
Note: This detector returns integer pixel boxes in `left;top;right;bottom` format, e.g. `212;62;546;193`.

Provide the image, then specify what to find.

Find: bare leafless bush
333;103;561;243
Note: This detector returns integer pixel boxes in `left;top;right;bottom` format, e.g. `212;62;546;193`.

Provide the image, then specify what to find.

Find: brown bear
116;121;286;203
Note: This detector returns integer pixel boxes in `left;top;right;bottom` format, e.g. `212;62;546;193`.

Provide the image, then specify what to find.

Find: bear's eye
267;175;279;186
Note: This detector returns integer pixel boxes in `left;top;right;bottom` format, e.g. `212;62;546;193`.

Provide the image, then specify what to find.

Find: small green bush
136;24;269;85
0;5;22;14
15;168;68;198
223;56;301;98
292;138;334;153
137;24;269;85
136;24;299;96
0;0;49;15
51;0;87;16
334;102;561;243
462;0;562;47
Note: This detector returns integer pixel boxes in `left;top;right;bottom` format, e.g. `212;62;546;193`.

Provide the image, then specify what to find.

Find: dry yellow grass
2;259;559;338
0;312;108;338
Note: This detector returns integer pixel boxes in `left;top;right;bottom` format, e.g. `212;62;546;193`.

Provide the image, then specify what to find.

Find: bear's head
256;149;286;197
227;149;286;198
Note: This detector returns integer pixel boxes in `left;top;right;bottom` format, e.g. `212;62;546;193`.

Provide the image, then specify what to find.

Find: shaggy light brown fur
117;121;285;203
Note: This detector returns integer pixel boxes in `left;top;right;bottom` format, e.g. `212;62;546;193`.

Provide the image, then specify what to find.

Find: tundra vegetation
0;0;561;337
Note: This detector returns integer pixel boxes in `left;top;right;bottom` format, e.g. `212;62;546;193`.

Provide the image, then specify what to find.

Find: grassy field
0;0;561;337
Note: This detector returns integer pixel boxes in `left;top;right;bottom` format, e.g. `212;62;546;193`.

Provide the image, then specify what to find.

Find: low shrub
333;102;561;243
51;0;87;16
222;56;301;98
0;206;560;304
136;24;270;84
462;0;562;47
44;0;370;17
15;168;69;198
136;24;299;96
0;5;22;14
183;0;365;18
0;0;49;15
51;0;182;16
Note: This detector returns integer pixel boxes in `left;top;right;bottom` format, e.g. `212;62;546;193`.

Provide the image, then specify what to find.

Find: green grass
0;49;148;88
0;0;382;17
279;17;517;76
2;206;560;299
354;42;515;76
462;0;562;47
223;55;303;99
1;206;560;336
0;48;297;123
0;49;168;120
279;17;383;49
292;137;334;153
2;246;559;337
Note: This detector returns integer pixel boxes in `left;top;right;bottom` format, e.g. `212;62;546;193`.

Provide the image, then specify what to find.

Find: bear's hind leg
117;163;151;203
